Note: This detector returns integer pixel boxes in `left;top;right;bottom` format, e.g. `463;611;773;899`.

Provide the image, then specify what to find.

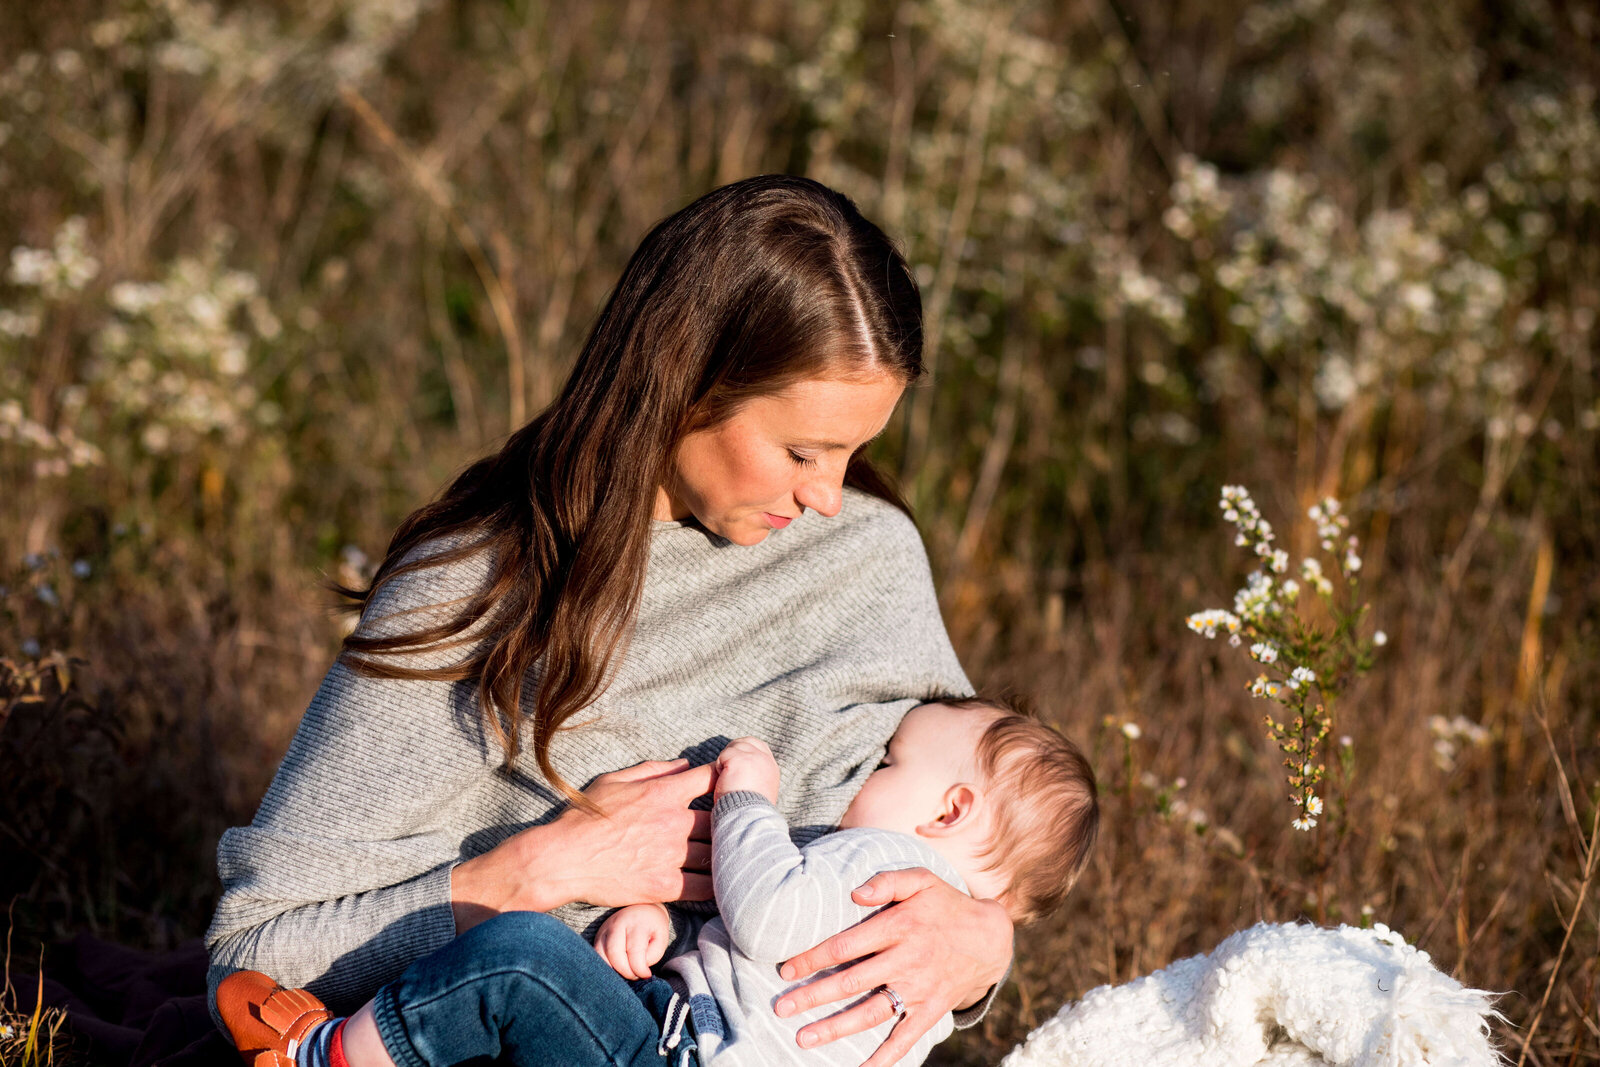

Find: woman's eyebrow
790;426;891;451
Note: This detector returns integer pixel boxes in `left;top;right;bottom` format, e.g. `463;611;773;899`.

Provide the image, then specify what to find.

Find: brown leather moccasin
216;970;333;1067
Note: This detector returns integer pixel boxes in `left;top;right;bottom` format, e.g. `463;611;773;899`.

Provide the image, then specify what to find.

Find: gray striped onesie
663;791;965;1066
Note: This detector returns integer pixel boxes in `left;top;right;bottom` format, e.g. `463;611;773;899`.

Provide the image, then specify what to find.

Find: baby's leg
361;910;669;1066
337;1001;392;1067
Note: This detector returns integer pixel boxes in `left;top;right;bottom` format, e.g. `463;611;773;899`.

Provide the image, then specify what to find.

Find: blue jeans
369;911;700;1067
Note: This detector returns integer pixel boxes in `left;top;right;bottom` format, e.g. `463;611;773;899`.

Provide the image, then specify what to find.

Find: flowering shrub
1187;486;1386;833
0;217;106;480
91;231;282;456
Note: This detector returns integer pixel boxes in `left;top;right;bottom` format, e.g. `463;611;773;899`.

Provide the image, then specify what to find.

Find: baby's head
839;697;1098;924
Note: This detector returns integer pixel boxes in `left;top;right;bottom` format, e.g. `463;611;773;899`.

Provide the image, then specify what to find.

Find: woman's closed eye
786;449;819;468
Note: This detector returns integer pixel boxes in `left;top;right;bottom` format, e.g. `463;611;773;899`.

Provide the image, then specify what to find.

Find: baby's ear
920;783;983;836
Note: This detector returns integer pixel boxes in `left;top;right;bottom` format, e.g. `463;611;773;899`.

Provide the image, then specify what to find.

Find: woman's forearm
449;821;590;933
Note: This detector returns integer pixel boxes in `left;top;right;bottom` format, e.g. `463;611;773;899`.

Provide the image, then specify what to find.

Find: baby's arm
712;738;895;964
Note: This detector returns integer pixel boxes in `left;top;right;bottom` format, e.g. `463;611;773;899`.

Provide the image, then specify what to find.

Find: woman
205;175;1013;1066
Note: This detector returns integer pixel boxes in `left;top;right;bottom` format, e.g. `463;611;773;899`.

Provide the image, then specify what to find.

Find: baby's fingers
596;925;640;980
625;940;649;978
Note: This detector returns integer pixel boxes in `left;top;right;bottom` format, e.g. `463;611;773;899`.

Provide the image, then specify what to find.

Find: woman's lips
763;513;794;529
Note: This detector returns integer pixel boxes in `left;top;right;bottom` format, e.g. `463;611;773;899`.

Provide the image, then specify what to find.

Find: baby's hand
594;903;672;980
714;737;780;802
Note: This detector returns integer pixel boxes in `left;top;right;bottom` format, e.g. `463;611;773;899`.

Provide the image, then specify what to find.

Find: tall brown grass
1;1;1595;1064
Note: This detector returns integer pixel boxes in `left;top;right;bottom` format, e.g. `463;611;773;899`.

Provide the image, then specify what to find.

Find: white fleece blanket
1002;922;1501;1067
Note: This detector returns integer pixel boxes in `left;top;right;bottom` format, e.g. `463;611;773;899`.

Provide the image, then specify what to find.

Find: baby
592;696;1100;1065
218;698;1097;1067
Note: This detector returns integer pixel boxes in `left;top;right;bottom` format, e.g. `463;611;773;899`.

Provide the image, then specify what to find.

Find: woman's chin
721;524;771;546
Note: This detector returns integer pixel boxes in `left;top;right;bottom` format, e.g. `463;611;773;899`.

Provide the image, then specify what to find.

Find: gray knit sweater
204;489;973;1023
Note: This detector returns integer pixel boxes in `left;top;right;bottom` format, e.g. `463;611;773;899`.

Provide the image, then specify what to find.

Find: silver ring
874;985;906;1017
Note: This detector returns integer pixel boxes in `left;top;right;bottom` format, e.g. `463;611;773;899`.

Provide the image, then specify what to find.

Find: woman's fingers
856;1010;929;1067
677;871;713;901
775;953;895;1018
560;758;719;907
848;866;942;909
665;761;717;801
602;758;690;784
780;886;912;982
791;991;901;1051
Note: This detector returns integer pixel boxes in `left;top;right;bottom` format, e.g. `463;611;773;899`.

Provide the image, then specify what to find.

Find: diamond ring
874;985;906;1017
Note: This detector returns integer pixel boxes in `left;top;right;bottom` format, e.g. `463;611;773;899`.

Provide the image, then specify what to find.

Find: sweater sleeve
204;546;499;1022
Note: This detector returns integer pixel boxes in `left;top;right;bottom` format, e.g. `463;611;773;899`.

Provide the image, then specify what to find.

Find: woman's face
658;373;905;545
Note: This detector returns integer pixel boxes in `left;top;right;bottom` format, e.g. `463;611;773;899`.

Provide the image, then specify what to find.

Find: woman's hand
772;868;1013;1066
450;758;715;932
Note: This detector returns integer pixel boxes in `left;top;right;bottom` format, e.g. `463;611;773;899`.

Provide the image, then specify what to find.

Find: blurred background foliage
1;0;1596;1062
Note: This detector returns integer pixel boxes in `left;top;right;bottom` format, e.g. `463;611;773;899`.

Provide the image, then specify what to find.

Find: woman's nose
794;471;844;518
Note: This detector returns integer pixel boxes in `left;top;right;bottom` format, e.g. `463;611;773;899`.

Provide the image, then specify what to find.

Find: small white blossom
1292;816;1317;831
1186;608;1242;639
1373;630;1388;646
1304;795;1324;816
1300;557;1334;596
1250;641;1279;664
1121;722;1142;740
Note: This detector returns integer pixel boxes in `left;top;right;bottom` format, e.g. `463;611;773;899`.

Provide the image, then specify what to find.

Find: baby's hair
938;695;1099;925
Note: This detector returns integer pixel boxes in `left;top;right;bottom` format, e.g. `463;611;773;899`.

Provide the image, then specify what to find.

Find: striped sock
293;1017;348;1067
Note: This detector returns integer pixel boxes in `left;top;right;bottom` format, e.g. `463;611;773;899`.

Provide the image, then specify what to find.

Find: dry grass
1;0;1596;1064
0;912;69;1067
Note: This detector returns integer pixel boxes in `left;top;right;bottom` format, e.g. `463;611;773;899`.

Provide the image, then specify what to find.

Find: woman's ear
917;783;983;838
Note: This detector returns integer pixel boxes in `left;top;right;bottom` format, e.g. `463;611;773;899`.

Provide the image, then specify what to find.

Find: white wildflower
1300;557;1333;596
1305;795;1323;816
1373;630;1387;646
1250;641;1279;664
1121;722;1142;740
1291;816;1317;832
1186;608;1242;639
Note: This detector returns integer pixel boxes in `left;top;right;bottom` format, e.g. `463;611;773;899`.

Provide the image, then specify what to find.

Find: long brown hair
341;176;925;799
